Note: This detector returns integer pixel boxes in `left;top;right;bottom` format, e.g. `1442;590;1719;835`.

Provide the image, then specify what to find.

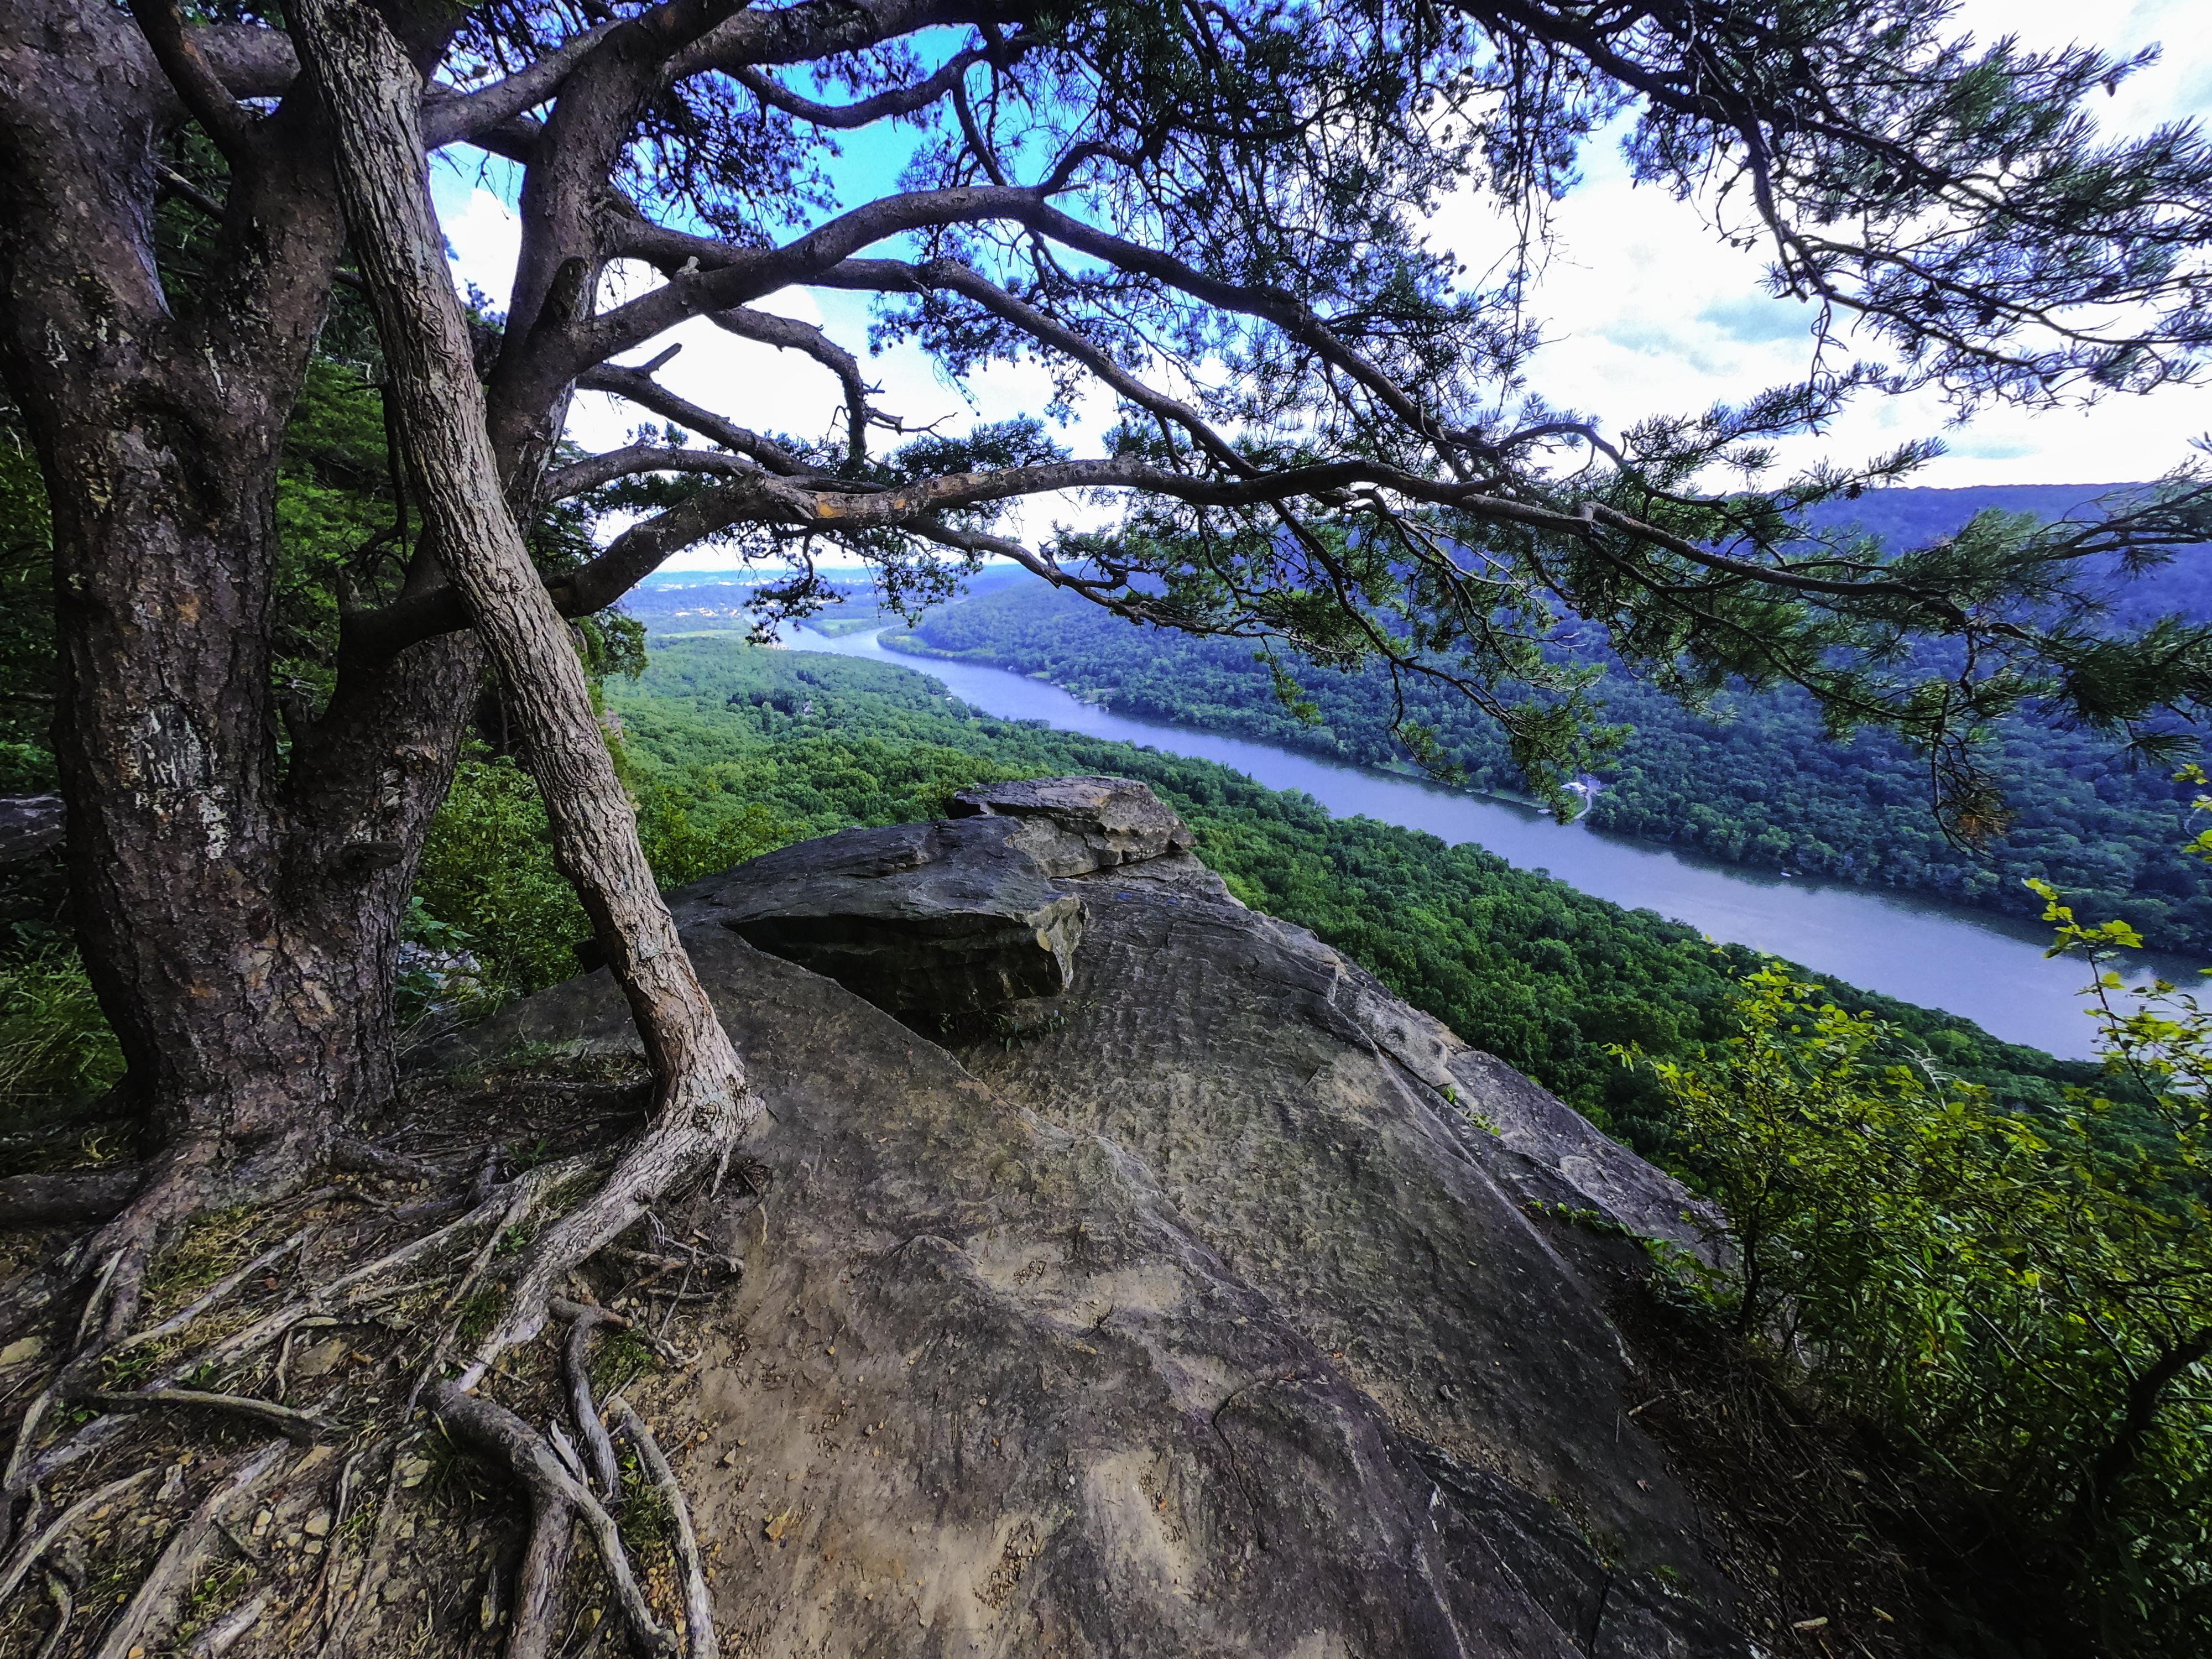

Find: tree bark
289;0;758;1366
0;0;481;1328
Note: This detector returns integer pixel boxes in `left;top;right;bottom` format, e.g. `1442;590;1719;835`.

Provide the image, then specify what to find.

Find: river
789;625;2192;1060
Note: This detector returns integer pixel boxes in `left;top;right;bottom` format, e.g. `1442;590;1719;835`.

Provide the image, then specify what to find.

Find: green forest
476;633;2105;1162
888;567;2212;954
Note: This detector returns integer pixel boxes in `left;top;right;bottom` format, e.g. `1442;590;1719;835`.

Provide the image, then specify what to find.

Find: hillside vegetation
889;504;2212;953
451;635;2107;1161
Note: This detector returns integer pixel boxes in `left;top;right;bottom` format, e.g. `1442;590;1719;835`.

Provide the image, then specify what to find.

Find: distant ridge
1799;481;2171;544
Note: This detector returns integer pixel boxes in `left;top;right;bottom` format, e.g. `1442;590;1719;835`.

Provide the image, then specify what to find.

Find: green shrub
1636;952;2212;1652
413;750;591;998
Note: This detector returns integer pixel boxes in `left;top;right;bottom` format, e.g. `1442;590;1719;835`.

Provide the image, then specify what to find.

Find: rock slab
435;778;1740;1658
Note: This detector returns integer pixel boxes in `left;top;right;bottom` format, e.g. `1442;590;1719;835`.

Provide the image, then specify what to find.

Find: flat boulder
667;815;1086;1016
429;777;1745;1658
947;774;1196;875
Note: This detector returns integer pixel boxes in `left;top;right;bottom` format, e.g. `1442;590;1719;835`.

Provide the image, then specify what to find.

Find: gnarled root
427;1379;680;1659
461;1074;760;1385
555;1298;624;1499
0;1468;155;1608
612;1397;715;1659
88;1441;289;1659
0;1121;330;1352
31;1567;76;1659
0;1167;144;1227
506;1471;578;1659
186;1589;270;1659
0;1091;742;1659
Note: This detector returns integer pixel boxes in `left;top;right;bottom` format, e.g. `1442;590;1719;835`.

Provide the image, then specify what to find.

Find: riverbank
792;624;2187;1059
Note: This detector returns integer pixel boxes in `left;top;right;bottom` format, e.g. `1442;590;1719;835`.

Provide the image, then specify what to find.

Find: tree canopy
226;0;2212;823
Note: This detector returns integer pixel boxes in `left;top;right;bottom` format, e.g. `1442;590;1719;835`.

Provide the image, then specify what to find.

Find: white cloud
1456;0;2212;491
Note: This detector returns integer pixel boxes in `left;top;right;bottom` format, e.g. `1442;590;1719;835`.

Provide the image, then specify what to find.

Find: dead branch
611;1397;715;1659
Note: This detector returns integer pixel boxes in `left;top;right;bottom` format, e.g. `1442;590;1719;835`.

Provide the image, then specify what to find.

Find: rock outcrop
433;778;1738;1658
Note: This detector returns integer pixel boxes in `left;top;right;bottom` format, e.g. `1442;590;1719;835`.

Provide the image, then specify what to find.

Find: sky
434;0;2212;570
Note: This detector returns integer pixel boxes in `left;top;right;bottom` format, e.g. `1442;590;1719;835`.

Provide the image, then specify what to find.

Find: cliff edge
414;776;1740;1658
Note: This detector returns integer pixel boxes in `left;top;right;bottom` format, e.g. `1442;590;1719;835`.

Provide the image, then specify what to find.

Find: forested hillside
545;635;2107;1162
890;492;2212;953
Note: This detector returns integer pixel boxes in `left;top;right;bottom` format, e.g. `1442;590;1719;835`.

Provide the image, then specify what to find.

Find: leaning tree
6;0;2212;1367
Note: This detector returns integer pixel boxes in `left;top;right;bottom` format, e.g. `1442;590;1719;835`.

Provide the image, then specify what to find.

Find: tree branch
541;445;757;500
575;184;1054;372
665;0;988;83
731;46;993;128
420;21;622;149
706;306;873;465
348;444;1994;666
127;0;260;163
818;256;1255;474
575;361;812;474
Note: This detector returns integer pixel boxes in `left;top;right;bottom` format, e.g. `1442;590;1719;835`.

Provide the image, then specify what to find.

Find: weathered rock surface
665;813;1087;1015
434;778;1739;1658
947;773;1197;873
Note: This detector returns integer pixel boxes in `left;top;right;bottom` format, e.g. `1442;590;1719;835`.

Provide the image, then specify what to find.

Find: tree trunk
290;0;758;1368
0;1;480;1330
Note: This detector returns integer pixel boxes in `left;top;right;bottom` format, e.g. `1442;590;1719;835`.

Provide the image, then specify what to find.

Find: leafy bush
1637;946;2212;1651
413;750;592;998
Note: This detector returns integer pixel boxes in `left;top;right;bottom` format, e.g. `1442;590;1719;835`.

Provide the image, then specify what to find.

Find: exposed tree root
556;1300;623;1499
29;1569;74;1659
505;1483;578;1659
0;1468;154;1607
612;1397;715;1659
328;1138;449;1182
426;1379;680;1659
305;1444;367;1643
0;1169;143;1228
108;1224;322;1358
460;1078;759;1386
0;1124;333;1349
0;1076;750;1659
88;1441;289;1659
186;1590;270;1659
314;1437;414;1659
81;1387;336;1443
